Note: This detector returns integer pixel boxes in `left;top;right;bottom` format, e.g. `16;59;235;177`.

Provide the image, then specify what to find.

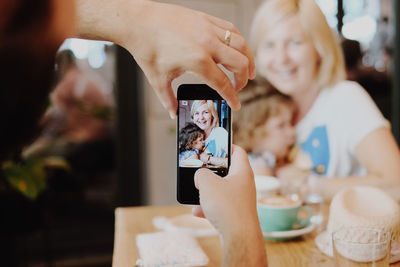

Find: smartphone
177;84;231;204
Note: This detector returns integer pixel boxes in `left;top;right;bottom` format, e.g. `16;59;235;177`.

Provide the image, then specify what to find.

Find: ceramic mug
257;195;312;233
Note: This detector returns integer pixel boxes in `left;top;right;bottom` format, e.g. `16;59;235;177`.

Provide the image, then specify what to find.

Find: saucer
263;223;315;241
180;159;203;168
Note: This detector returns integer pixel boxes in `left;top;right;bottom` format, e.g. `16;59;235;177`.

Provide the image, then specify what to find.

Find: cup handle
296;206;313;228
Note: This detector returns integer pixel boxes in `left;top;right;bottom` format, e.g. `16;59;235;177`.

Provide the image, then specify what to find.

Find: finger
229;145;253;176
192;205;205;218
192;57;241;110
215;27;256;81
194;168;219;190
212;42;249;91
151;80;178;119
204;13;240;34
194;168;222;206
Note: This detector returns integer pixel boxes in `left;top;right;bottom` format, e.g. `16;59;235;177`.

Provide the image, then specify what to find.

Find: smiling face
256;15;320;97
192;103;213;131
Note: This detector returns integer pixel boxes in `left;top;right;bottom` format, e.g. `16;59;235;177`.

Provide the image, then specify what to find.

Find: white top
205;127;228;158
296;81;389;177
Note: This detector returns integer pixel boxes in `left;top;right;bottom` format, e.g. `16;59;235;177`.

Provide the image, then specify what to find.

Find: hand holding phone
177;84;231;204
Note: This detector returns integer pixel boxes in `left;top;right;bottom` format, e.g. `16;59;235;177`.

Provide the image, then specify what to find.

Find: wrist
117;0;153;49
220;218;267;267
221;215;261;241
74;0;149;46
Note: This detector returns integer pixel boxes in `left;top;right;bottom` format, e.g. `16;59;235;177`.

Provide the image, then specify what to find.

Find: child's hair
233;80;295;153
179;122;205;154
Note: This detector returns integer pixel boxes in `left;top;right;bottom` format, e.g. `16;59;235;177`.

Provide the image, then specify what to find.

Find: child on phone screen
179;122;206;162
233;82;296;176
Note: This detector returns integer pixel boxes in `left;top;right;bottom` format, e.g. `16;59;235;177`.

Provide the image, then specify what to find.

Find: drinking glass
280;174;307;202
332;228;391;267
304;174;324;227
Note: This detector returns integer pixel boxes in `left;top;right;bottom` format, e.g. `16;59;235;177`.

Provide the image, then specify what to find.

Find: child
178;122;206;162
233;82;296;176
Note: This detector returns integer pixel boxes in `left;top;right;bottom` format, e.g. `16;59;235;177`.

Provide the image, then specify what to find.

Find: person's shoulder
212;127;228;134
328;80;386;125
325;80;371;103
209;127;228;140
180;149;195;157
329;80;368;96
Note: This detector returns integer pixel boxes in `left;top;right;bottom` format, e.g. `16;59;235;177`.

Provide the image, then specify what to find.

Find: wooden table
112;205;400;267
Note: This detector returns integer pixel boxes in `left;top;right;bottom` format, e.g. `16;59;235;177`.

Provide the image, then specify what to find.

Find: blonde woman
250;0;400;199
190;100;228;167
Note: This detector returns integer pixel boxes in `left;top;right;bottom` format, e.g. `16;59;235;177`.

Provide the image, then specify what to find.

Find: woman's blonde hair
250;0;345;90
190;100;219;129
233;81;295;153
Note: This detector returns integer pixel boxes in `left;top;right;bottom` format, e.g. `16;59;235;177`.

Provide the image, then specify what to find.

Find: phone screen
177;85;231;204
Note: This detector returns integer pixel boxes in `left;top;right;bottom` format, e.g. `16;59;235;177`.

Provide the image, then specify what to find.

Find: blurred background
3;0;400;266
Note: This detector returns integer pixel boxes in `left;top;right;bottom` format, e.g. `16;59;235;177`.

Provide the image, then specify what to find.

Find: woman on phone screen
191;100;228;167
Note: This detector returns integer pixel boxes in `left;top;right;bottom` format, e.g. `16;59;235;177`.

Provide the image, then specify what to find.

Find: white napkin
153;214;218;237
136;231;209;267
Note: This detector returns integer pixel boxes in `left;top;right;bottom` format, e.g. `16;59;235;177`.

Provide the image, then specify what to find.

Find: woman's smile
271;67;298;82
197;119;208;128
193;103;212;131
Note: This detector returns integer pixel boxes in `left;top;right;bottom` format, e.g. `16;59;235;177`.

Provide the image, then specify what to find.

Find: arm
253;166;274;176
186;153;200;161
250;156;275;176
200;152;228;167
208;156;228;167
74;0;255;118
321;127;400;200
193;145;267;267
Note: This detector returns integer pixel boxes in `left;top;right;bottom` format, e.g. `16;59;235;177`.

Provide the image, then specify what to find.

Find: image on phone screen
177;84;231;204
178;99;229;171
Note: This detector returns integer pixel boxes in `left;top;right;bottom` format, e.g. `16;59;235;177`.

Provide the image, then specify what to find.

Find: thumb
229;145;253;176
192;206;205;218
194;168;220;190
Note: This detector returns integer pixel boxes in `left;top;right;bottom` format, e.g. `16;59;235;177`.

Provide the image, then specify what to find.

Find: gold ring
224;30;232;46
